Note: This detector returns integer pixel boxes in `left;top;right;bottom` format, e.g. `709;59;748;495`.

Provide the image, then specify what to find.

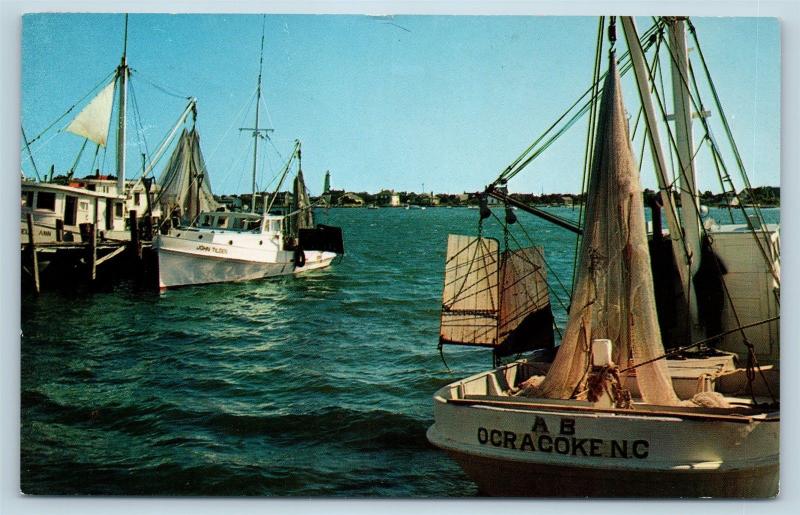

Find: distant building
217;195;243;211
327;189;346;205
562;196;574;208
377;189;401;207
338;192;364;206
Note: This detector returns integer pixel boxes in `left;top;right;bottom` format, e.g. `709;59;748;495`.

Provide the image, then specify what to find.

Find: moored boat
428;16;779;498
153;18;343;289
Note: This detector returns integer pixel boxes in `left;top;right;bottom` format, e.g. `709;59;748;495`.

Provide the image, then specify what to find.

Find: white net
521;54;679;406
156;128;220;220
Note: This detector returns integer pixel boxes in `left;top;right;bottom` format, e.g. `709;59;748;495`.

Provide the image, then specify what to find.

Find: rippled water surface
20;206;779;496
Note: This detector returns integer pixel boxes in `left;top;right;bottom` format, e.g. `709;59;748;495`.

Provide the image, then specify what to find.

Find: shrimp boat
153;20;342;289
427;17;779;498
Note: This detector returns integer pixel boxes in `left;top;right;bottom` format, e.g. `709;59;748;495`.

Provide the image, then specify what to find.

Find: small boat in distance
153;19;343;289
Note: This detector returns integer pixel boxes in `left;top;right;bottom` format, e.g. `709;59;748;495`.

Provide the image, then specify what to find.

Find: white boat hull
155;233;335;289
427;361;779;498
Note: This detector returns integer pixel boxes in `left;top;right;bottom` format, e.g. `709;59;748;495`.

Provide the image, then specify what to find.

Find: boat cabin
192;211;287;249
21;181;127;242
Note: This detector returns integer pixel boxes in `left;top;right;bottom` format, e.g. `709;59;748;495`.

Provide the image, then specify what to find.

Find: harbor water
20;206;779;496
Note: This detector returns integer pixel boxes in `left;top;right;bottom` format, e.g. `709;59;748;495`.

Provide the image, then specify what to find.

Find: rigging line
618;314;779;368
100;139;109;172
206;86;260;163
129;67;192;100
20;131;61;169
127;79;151;172
664;21;765;241
497;21;664;185
496;21;662;184
665;22;777;280
24;69;117;147
501;227;568;341
637;127;648;174
489;209;572;316
501;49;643;185
20;126;41;181
69;138;89;175
684;60;735;224
652;27;678;188
704;134;737;223
88;142;101;175
573;16;605;297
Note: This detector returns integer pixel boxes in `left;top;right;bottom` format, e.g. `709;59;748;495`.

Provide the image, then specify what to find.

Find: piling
129;210;141;260
88;223;97;282
55;219;64;242
26;213;40;294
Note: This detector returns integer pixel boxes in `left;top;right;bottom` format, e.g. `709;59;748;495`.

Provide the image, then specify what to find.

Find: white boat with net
428;16;779;498
153;19;342;289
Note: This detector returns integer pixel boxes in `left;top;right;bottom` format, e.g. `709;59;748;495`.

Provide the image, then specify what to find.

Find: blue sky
20;14;780;196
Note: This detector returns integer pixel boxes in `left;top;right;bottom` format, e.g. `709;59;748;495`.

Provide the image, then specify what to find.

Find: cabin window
216;216;228;229
231;217;245;231
21;191;33;208
115;202;123;218
270;220;281;233
79;201;89;211
36;192;56;211
200;215;212;227
134;192;141;206
87;184;96;192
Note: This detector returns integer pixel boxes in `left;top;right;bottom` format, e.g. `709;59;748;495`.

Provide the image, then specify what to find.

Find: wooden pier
22;211;155;293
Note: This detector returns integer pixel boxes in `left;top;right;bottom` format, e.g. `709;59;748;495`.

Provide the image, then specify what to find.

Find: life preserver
294;247;306;268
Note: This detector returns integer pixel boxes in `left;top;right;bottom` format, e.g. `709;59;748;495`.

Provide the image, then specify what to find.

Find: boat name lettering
476;417;649;459
196;244;228;255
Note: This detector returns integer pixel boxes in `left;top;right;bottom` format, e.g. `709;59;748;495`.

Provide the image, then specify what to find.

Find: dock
22;211;156;293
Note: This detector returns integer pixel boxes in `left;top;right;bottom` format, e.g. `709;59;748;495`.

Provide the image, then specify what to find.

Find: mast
116;14;129;194
620;16;698;342
668;17;703;341
250;17;267;213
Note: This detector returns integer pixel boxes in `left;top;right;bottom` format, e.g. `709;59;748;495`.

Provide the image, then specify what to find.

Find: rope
130;67;192;100
618;315;779;371
572;16;605;296
23;70;117;147
20;126;41;181
493;21;664;187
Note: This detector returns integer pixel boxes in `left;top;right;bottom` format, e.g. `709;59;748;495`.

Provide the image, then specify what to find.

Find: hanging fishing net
156;128;220;220
518;53;680;407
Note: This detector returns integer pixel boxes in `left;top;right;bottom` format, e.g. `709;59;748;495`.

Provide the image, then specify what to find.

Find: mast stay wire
641;18;778;395
491;20;664;188
22;69;117;148
654;18;778;283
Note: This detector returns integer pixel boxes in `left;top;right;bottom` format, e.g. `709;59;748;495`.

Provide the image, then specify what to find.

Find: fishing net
519;54;680;406
157;128;220;220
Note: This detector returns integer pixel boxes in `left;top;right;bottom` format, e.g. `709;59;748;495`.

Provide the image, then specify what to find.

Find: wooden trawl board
440;234;499;346
498;246;549;339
